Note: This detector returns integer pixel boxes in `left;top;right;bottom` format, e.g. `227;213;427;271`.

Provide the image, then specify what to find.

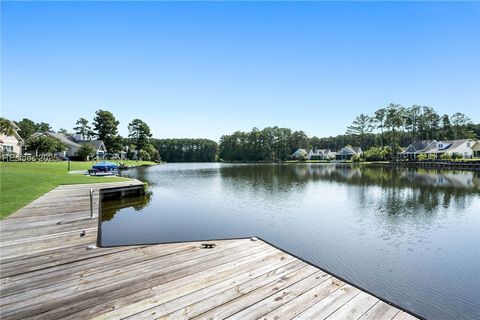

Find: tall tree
92;110;120;152
374;108;387;148
441;114;454;140
404;105;421;141
346;114;374;148
128;119;152;155
0;118;16;136
451;112;472;139
15;118;36;139
107;135;124;154
418;106;440;140
384;103;404;159
73;118;94;140
36;122;52;133
289;131;309;153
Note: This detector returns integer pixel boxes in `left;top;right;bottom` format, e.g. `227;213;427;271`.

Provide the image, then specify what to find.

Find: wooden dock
0;181;419;320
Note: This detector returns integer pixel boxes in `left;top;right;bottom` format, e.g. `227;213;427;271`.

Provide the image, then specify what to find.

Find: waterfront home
335;146;363;160
28;132;106;158
291;148;309;160
29;132;81;157
400;139;478;159
0;121;23;157
471;141;480;158
308;148;336;160
77;139;107;158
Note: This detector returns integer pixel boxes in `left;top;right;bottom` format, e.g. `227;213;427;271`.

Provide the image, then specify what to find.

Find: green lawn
0;160;155;219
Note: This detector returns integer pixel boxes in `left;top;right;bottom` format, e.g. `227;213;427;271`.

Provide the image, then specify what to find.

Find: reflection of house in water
401;170;479;189
336;166;362;180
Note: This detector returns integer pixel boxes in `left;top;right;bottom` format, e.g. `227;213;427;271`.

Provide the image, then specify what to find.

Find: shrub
417;154;427;161
352;154;361;163
363;146;388;161
452;152;463;160
440;153;452;160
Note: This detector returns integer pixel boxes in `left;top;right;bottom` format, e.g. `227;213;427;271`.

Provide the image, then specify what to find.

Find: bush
363;146;388;161
352;154;361;163
440;153;452;160
417;154;427;161
452;152;463;160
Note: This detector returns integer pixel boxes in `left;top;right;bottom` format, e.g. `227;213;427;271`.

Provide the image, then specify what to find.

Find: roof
292;148;308;155
1;120;23;143
30;132;80;149
77;140;105;151
401;139;474;154
337;146;361;155
401;140;437;154
440;139;471;149
472;141;480;151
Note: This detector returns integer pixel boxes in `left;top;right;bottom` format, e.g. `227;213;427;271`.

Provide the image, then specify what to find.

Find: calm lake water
101;163;480;320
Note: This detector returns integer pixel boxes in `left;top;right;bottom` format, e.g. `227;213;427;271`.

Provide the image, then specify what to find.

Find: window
467;142;470;147
2;145;14;153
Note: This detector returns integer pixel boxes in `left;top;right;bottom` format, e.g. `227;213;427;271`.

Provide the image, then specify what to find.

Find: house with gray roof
27;132;106;159
308;149;336;160
400;139;478;159
335;146;363;161
291;148;309;160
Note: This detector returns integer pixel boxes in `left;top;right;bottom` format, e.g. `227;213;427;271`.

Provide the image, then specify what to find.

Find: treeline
340;104;479;152
3;103;478;162
219;104;479;162
154;139;217;162
219;127;309;162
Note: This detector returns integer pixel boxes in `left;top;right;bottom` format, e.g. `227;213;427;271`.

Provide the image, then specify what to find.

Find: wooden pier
0;181;419;319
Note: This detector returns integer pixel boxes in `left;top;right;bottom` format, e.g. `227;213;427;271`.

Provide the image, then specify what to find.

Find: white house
291;148;308;160
0;121;23;156
335;146;362;161
472;141;480;158
308;149;336;160
400;139;477;159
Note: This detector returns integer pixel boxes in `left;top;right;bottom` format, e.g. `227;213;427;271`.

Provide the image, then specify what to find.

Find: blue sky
1;1;479;141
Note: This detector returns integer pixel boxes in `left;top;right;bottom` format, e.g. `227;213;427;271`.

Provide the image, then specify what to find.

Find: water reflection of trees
219;164;479;215
101;191;152;222
220;164;479;190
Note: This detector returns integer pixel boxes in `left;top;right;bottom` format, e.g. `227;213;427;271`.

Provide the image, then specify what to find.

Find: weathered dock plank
0;181;419;320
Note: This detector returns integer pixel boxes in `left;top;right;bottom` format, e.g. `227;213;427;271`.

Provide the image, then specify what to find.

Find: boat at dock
88;161;119;176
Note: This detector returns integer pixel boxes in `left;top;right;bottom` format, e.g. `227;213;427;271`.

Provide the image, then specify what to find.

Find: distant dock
0;181;419;319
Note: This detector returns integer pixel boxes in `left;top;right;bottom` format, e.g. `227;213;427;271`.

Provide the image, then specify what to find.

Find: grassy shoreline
0;160;156;219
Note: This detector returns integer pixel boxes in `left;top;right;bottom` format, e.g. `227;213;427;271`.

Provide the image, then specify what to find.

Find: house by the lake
400;139;478;159
335;146;363;161
27;132;106;159
472;141;480;158
308;149;336;160
291;148;309;160
0;121;23;157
